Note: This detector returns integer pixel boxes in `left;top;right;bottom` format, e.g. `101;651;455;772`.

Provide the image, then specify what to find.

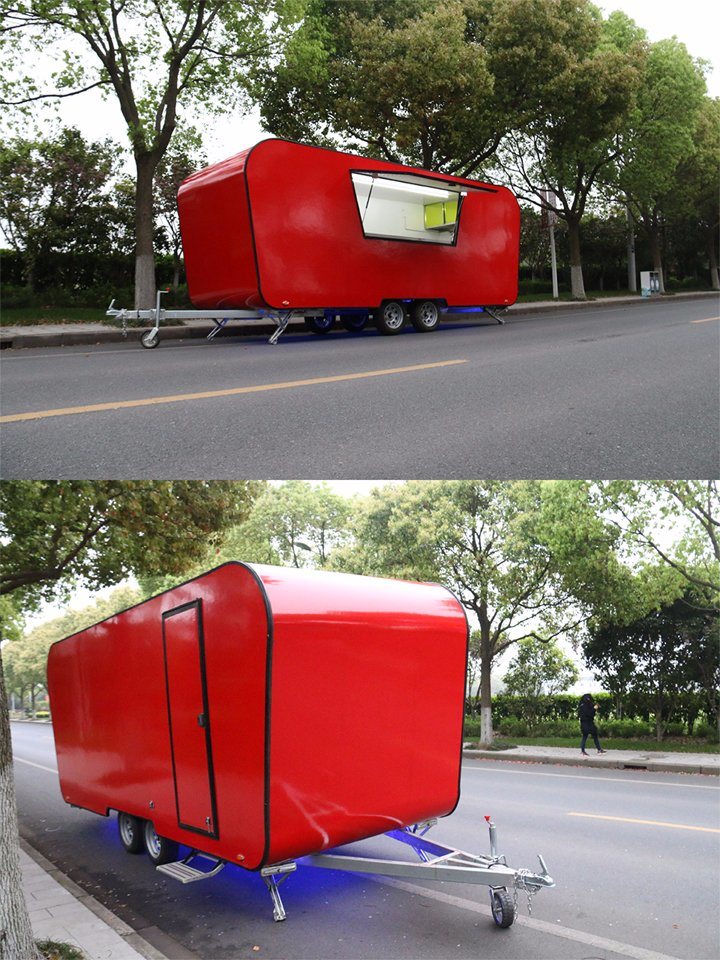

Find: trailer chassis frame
106;289;296;347
107;290;511;348
263;815;554;926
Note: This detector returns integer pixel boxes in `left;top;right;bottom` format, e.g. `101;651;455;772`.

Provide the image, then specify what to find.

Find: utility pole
627;204;637;292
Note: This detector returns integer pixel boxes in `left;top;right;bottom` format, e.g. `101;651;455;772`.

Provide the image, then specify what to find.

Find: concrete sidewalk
2;290;717;349
20;840;166;960
462;743;720;775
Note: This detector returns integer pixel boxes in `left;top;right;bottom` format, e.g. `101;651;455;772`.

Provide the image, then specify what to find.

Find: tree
605;38;707;292
0;480;256;960
502;636;579;698
254;0;496;172
0;127;122;292
501;636;579;732
219;481;352;569
334;480;623;745
0;481;257;603
1;1;298;307
254;0;625;177
497;7;644;298
584;591;718;740
672;97;720;290
599;481;720;613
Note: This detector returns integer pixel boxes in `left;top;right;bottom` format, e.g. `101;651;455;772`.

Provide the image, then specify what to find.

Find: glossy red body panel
47;563;468;870
178;139;520;311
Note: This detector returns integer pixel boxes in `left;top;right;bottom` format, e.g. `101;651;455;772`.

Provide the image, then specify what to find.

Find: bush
694;721;720;743
463;718;482;739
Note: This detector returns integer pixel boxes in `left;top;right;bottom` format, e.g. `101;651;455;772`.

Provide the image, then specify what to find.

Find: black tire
340;313;368;332
140;329;159;349
410;300;440;332
118;812;145;854
144;820;180;866
375;301;407;335
304;315;334;335
490;888;515;928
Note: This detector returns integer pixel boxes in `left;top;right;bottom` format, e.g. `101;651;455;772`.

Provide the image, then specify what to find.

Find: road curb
461;748;719;775
2;290;716;349
19;837;193;960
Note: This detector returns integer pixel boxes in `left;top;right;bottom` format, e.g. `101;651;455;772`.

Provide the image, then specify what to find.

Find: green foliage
584;590;719;740
0;481;257;609
37;939;85;960
219;481;352;569
0;0;302;305
598;480;720;612
0;128;130;291
502;637;579;699
497;2;645;296
336;480;630;743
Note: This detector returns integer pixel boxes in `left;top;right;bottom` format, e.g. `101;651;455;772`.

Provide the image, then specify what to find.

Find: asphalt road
2;299;718;478
12;721;720;960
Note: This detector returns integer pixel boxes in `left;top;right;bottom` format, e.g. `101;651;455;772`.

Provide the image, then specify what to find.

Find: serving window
351;171;475;246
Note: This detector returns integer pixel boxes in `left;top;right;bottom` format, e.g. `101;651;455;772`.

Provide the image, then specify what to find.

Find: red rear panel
178;138;519;310
178;149;261;309
252;565;468;864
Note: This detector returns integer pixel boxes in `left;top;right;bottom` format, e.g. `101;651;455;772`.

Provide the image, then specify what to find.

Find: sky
20;0;720;169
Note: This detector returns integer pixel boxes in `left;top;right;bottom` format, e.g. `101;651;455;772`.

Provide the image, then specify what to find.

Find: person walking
578;694;606;756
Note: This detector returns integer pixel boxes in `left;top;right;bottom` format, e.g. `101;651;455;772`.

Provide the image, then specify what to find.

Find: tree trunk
707;227;720;291
479;626;494;746
567;217;586;299
134;153;159;309
0;648;42;960
648;227;665;294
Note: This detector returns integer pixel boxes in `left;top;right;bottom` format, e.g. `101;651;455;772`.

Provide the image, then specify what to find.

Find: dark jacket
578;697;596;731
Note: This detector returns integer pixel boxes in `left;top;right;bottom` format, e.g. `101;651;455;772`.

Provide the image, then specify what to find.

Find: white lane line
372;876;681;960
14;757;58;774
462;762;719;790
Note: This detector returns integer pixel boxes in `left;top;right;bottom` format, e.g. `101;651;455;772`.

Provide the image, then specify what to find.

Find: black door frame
162;599;219;839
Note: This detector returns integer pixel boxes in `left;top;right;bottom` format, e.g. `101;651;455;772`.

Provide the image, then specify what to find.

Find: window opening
351;171;475;246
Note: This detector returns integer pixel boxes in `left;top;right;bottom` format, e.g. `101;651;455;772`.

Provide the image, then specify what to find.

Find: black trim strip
162;599;220;840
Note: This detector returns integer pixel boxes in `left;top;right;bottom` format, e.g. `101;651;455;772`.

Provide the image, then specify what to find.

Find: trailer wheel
305;315;334;335
410;300;440;332
375;301;407;335
340;313;368;332
118;813;145;854
144;820;180;866
141;329;159;349
490;888;515;928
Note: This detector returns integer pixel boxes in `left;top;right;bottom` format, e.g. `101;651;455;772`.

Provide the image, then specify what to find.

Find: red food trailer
107;140;520;347
47;562;552;926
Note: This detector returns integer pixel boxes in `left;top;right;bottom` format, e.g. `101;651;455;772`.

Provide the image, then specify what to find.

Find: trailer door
162;600;218;839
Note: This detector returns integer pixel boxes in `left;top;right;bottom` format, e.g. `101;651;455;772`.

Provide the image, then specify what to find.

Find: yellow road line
690;316;720;323
568;812;720;833
0;358;467;424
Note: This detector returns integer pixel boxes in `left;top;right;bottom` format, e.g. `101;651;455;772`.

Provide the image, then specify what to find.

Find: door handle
197;712;207;728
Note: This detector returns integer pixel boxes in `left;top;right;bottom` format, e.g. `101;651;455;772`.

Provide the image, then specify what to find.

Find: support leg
268;311;293;345
207;317;230;341
263;875;287;922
